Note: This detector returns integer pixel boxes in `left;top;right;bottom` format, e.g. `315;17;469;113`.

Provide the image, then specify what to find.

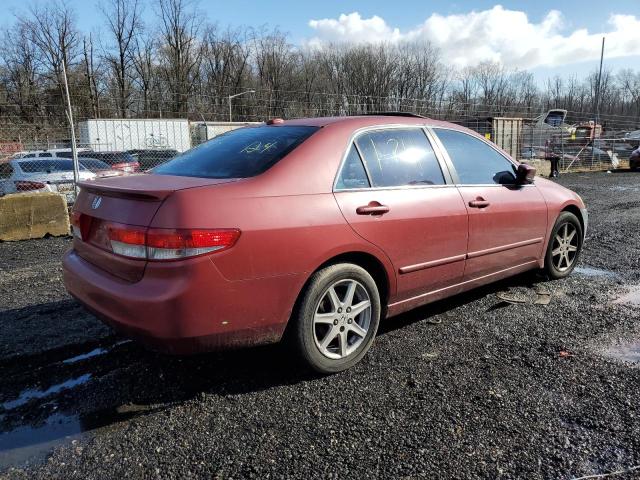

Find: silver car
0;158;95;204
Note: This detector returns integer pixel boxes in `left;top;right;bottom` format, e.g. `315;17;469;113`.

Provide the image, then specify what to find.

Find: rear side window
18;160;76;173
434;129;517;185
336;144;370;189
355;128;444;187
153;126;318;179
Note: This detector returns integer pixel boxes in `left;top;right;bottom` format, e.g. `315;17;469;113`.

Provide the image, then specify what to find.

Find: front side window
434;129;517;185
335;144;370;190
355;128;444;187
153;126;318;179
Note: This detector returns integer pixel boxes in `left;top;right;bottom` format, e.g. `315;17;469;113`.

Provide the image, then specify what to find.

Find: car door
431;127;548;281
333;127;468;304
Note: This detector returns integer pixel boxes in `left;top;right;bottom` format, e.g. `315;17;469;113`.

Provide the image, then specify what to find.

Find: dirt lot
1;171;639;479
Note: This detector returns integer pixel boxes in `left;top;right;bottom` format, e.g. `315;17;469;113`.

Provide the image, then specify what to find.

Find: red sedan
63;115;587;373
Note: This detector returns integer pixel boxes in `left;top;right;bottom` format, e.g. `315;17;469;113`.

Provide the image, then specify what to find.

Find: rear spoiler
77;180;172;201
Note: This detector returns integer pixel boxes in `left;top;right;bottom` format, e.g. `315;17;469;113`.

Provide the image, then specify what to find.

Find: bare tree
199;25;251;118
0;23;40;123
82;34;101;118
157;0;203;115
132;35;157;117
100;0;142;117
253;28;296;117
17;1;80;95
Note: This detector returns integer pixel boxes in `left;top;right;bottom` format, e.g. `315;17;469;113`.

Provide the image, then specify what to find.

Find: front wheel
543;211;583;279
291;263;381;374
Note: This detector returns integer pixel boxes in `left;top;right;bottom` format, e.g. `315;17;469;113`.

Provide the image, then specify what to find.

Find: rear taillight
15;180;45;191
146;228;240;260
112;162;139;172
74;216;240;261
108;223;147;259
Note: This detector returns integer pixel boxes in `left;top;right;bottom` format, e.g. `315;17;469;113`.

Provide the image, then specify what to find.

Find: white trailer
78;119;192;152
191;121;261;146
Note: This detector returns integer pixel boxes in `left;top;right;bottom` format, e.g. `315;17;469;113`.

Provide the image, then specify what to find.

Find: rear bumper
63;249;303;354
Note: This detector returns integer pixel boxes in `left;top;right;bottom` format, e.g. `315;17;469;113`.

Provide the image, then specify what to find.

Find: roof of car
278;115;470;132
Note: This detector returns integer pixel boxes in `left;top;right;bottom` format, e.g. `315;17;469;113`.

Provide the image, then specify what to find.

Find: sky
3;0;640;82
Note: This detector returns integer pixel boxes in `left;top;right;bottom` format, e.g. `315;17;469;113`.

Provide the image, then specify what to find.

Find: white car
0;158;95;204
10;148;93;159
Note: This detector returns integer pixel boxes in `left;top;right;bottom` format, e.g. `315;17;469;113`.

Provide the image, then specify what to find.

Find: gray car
0;158;95;204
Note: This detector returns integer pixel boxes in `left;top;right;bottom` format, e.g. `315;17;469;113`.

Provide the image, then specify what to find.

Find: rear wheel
291;263;381;373
544;212;583;279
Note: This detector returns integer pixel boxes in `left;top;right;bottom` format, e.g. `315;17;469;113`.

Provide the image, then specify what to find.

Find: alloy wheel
551;223;579;272
313;279;372;359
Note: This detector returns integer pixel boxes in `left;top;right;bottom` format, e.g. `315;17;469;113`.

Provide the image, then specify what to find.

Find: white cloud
306;6;640;69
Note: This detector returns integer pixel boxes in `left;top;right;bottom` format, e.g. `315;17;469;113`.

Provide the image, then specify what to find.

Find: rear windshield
84;152;135;164
18;159;86;173
152;126;318;179
79;159;110;170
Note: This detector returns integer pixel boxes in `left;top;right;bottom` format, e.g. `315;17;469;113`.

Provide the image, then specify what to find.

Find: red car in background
63;114;587;373
80;151;140;173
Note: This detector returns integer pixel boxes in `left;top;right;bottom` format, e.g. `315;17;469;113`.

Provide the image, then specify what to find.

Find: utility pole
61;57;80;197
228;90;255;122
594;36;605;126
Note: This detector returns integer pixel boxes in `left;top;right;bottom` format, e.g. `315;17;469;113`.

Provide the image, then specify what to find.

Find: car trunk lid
72;174;237;282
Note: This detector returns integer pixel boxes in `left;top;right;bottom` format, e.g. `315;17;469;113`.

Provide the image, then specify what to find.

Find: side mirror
516;163;536;184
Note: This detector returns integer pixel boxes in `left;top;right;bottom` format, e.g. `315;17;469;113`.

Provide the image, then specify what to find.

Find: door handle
468;197;490;208
356;202;390;216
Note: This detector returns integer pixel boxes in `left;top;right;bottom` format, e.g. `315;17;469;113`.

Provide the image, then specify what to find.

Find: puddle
60;339;131;365
604;341;640;366
0;404;153;471
62;348;108;364
0;414;82;471
574;266;620;279
2;374;92;411
613;286;640;306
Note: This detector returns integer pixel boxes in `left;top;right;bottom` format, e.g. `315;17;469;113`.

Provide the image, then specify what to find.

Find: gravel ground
1;171;639;479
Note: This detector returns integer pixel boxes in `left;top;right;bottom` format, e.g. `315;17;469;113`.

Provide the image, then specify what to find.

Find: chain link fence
1;93;639;205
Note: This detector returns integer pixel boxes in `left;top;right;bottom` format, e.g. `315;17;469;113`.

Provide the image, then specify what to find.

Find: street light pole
228;90;255;122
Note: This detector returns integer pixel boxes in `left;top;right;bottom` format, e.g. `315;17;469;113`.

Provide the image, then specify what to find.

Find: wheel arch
313;251;392;306
561;203;584;233
284;250;394;338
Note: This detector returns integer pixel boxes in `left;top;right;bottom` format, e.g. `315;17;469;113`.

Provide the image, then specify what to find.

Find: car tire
543;211;583;280
291;263;381;374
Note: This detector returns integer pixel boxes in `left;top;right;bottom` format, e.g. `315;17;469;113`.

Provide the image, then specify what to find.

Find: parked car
127;149;179;171
79;151;140;173
64;115;588;373
78;158;126;178
0;158;95;204
12;148;92;159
